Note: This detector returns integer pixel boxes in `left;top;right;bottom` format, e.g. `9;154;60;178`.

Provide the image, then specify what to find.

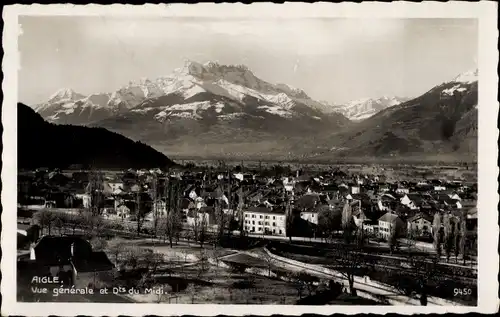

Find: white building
378;212;405;239
243;207;286;236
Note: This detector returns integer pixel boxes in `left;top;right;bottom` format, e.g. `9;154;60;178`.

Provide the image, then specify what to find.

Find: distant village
18;165;478;244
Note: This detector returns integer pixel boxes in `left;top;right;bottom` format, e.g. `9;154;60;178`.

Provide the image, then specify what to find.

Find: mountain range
307;69;478;162
18;103;175;169
28;61;478;162
324;96;410;121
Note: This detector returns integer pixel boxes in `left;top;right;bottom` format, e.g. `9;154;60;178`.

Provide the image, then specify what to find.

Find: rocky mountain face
311;69;478;161
33;61;351;158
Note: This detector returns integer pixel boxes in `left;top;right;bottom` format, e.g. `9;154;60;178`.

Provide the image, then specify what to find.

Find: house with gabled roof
25;235;115;288
378;212;406;239
407;212;433;236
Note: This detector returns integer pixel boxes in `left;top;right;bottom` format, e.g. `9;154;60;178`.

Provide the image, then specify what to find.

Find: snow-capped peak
452;68;478;84
48;88;84;103
330;96;408;121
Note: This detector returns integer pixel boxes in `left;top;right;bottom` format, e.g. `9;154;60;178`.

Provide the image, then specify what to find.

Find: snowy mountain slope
317;69;479;159
33;60;350;127
319;96;409;121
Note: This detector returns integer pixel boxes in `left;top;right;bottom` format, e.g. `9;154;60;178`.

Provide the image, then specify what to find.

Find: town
17;162;478;305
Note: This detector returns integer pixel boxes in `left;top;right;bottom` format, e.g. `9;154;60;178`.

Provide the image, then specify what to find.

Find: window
279;229;282;234
265;216;269;219
252;214;255;218
312;214;315;218
252;221;255;225
258;221;262;225
258;227;262;231
273;222;276;227
260;215;263;219
273;216;276;220
273;229;276;233
245;214;249;218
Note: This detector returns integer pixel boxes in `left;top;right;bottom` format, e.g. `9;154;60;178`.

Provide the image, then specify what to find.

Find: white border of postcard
2;2;499;316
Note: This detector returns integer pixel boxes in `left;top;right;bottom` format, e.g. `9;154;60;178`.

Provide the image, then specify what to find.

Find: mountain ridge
18;102;176;169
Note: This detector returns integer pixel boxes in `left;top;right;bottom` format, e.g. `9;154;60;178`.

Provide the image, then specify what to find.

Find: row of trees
432;211;470;264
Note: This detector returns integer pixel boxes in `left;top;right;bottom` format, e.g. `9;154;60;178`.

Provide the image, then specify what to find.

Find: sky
18;17;477;105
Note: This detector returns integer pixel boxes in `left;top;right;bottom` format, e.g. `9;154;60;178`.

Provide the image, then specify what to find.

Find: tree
330;246;371;295
33;209;56;235
261;249;276;277
165;211;183;248
67;212;84;235
108;238;127;267
192;211;208;248
432;212;442;259
388;255;440;306
80;211;104;237
317;207;342;242
388;222;399;255
156;217;169;243
90;236;108;251
53;213;66;236
459;212;467;265
442;213;453;262
293;271;319;297
214;199;226;246
185;284;197;304
197;249;209;279
405;227;420;257
453;218;461;263
144;251;164;275
341;201;355;244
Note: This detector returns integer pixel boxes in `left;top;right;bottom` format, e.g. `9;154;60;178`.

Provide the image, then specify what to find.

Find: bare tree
53;213;66;236
33;209;56;235
197;249;209;279
67;212;84;235
391;255;440;306
107;238;127;267
330;246;370;296
90;236;108;251
185;284;197;304
261;249;276;277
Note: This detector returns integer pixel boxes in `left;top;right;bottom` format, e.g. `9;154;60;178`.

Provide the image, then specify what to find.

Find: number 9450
453;288;472;296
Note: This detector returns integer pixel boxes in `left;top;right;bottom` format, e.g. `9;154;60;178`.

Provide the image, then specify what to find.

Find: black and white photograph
1;2;498;316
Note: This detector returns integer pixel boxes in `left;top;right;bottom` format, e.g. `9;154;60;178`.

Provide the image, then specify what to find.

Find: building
26;236;115;288
400;194;422;210
378;212;406;239
407;213;433;236
243;206;286;236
